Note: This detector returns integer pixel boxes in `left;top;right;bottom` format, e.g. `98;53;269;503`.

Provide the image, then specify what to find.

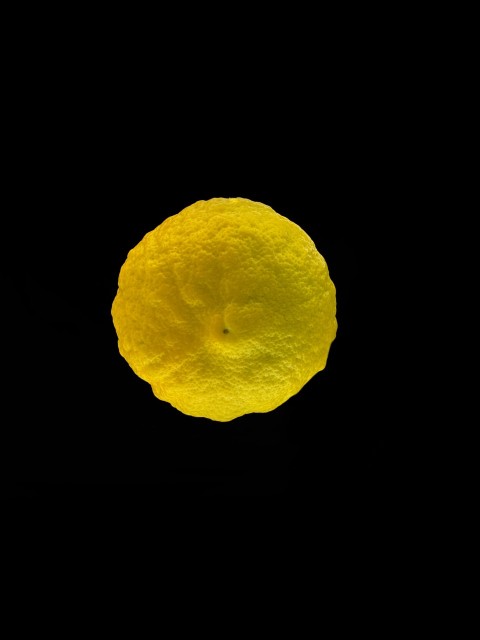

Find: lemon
111;197;337;422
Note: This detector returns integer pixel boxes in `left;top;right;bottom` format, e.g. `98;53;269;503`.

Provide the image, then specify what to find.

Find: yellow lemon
111;197;337;421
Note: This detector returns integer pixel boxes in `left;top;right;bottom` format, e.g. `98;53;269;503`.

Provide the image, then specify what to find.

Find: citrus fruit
111;197;337;421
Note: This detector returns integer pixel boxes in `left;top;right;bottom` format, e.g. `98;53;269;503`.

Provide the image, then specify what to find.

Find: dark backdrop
4;25;414;499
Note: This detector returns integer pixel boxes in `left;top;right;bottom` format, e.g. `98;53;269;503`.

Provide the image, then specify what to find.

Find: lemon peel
112;197;337;421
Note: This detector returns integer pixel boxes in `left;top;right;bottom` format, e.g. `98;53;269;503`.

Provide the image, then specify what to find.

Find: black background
4;16;419;500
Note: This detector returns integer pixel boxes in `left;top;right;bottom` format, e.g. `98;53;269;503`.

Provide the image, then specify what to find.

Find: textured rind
111;197;337;421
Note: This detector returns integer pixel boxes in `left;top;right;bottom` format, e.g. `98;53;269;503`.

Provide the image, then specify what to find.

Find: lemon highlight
112;197;337;421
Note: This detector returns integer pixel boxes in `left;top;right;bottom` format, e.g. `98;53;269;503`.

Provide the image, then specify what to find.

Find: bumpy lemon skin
112;198;337;421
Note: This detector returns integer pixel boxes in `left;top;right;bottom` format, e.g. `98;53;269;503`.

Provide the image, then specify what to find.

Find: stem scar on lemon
111;197;337;422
